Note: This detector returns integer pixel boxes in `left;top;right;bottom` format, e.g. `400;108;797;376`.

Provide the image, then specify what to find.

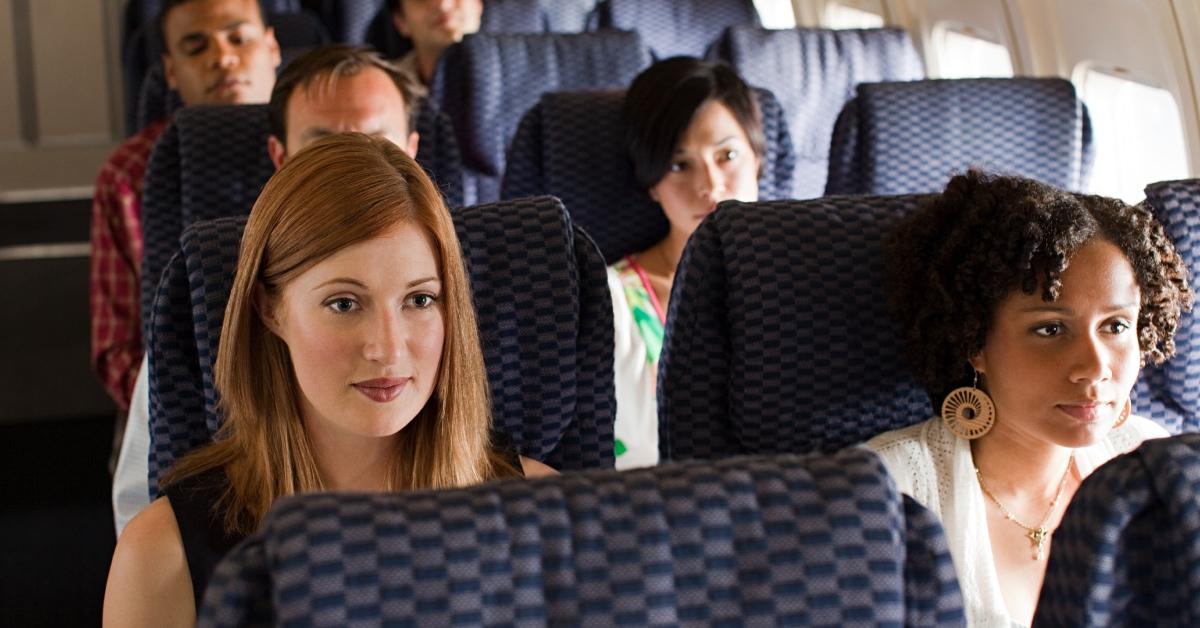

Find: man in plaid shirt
90;0;280;412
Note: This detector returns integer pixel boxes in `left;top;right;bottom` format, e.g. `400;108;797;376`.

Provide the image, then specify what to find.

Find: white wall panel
0;0;24;149
29;0;112;146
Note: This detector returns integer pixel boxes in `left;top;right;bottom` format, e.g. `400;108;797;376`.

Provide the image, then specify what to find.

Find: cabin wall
0;0;123;196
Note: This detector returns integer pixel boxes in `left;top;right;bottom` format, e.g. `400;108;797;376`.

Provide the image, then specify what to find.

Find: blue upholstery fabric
501;87;795;262
320;0;384;44
710;26;924;198
147;196;613;493
658;197;933;462
430;31;651;206
595;0;760;60
140;104;275;348
825;78;1095;195
199;449;965;627
1035;433;1200;626
1134;178;1200;433
364;0;586;61
140;100;462;340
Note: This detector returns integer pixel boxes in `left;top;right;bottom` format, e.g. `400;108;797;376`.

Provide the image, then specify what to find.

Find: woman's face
649;99;761;238
261;222;445;442
971;238;1142;448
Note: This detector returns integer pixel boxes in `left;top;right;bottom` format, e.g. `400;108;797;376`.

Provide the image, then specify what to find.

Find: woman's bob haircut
164;133;514;534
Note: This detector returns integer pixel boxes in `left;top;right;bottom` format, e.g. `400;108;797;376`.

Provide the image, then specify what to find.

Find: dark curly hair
886;170;1193;407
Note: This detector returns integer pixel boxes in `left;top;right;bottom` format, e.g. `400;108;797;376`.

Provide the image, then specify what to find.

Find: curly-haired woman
866;170;1193;627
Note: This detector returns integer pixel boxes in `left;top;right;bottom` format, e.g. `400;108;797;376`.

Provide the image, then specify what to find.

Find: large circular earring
1113;399;1131;429
941;371;996;440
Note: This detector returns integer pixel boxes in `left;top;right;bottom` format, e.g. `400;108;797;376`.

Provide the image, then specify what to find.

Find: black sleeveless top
165;434;525;609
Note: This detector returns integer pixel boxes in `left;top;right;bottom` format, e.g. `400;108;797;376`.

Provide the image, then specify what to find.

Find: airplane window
824;1;886;29
1080;67;1190;203
936;27;1014;78
754;0;797;28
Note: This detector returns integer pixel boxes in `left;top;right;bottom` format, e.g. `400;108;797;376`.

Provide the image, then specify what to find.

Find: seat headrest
659;196;934;461
826;77;1093;195
710;26;924;198
598;0;760;59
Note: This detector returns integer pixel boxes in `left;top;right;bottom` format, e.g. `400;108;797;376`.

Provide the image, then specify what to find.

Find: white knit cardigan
867;415;1169;627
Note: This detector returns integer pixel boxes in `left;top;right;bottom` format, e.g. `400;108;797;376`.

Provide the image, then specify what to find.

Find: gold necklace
975;454;1074;561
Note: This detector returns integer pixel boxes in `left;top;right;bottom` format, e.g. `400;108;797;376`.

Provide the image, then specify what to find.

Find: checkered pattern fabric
317;0;384;44
140;104;276;349
541;0;598;31
199;449;965;627
147;196;613;493
658;197;934;462
1034;433;1200;626
429;31;651;206
1134;178;1200;433
710;26;924;199
501;87;795;263
140;100;463;344
825;78;1095;196
595;0;760;60
135;62;182;132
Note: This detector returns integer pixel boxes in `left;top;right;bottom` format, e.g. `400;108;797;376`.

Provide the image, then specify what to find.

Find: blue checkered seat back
365;0;571;59
594;0;759;60
429;31;651;206
315;0;383;44
501;86;796;262
147;196;613;494
1035;433;1200;626
140;102;463;341
658;197;934;462
199;449;965;627
825;78;1095;195
710;26;924;198
1134;178;1200;433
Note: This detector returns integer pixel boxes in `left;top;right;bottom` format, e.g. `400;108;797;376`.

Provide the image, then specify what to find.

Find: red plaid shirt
90;119;168;411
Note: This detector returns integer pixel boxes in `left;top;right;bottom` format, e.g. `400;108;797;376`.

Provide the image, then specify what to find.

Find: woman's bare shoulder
103;497;194;627
519;456;559;479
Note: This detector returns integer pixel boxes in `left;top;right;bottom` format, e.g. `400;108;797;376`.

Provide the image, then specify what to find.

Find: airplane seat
147;196;614;492
1136;178;1200;433
592;0;760;60
123;7;325;136
658;196;933;463
363;0;594;64
824;78;1095;196
501;86;796;262
314;0;384;44
199;449;965;626
428;30;651;206
709;26;925;199
139;101;464;344
1035;433;1200;625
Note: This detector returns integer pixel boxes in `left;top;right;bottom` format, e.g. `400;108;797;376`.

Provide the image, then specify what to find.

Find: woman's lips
1057;402;1112;422
352;378;408;403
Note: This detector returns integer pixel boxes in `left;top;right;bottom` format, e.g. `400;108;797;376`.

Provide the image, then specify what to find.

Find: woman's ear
255;283;283;338
968;350;987;377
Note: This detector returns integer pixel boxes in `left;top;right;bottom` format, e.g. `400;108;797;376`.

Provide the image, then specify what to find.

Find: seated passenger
866;170;1193;626
104;134;556;626
611;58;764;469
112;45;423;536
91;0;279;440
389;0;483;96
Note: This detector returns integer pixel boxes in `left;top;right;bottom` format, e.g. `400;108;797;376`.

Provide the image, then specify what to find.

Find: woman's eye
1033;323;1062;337
668;160;687;173
325;297;358;313
408;293;438;309
1107;320;1131;334
721;148;739;162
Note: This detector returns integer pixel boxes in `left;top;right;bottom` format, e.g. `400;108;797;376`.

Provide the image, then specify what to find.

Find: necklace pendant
1028;526;1050;561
